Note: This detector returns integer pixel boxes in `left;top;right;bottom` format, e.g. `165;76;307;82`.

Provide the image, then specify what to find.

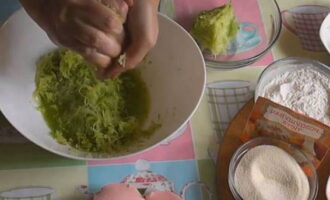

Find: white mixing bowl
0;9;206;160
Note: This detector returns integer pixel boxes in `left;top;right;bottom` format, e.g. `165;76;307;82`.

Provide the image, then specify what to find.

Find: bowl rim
254;56;330;102
205;0;282;70
320;13;330;54
0;9;206;161
228;137;319;200
327;176;330;199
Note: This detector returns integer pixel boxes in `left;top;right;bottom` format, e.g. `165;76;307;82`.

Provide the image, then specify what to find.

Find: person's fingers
113;0;129;19
100;0;129;21
55;35;112;70
77;48;111;78
61;19;122;58
80;0;127;24
75;4;124;35
51;19;116;70
123;0;134;7
82;49;113;68
70;43;113;69
106;41;149;78
106;62;124;79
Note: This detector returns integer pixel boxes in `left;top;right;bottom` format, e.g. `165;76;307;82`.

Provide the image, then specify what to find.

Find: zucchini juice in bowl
34;49;160;154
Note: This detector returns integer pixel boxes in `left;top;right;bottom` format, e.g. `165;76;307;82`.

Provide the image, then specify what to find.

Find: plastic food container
228;137;318;200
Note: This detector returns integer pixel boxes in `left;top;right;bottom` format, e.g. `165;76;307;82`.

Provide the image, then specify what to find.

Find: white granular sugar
234;145;310;200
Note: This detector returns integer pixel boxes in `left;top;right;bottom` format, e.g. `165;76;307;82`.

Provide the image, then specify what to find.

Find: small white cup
320;13;330;54
281;5;330;51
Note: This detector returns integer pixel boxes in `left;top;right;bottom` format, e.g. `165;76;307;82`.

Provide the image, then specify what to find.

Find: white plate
0;9;206;160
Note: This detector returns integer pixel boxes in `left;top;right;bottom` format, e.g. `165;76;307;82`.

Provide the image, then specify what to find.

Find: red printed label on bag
264;106;324;139
241;97;330;168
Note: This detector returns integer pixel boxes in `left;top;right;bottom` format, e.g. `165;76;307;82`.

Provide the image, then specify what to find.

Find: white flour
260;66;330;126
234;145;310;200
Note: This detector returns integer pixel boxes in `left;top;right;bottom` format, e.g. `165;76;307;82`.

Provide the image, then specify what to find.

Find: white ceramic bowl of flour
228;137;318;200
255;57;330;126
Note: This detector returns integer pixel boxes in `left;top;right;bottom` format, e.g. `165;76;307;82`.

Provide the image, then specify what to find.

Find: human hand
106;0;160;78
20;0;129;72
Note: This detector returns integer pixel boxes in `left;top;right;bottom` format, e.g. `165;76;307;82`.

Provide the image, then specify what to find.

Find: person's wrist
20;0;44;18
20;0;49;29
129;0;159;9
124;0;134;7
151;0;160;8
